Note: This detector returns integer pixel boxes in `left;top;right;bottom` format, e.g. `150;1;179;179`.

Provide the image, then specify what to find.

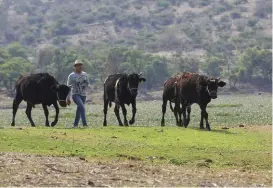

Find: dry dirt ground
0;153;271;187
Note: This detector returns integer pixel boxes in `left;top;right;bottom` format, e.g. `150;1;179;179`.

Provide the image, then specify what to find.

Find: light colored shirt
67;71;89;99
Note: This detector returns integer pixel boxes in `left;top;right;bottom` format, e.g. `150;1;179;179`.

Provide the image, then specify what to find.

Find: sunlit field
0;94;272;186
0;94;271;127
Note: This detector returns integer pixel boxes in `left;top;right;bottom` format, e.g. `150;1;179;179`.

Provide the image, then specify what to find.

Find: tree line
0;42;271;95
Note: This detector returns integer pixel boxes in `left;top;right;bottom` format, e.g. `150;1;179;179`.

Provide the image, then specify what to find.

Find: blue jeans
72;95;87;126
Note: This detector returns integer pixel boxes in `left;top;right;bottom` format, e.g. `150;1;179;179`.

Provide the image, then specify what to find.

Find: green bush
230;11;241;19
247;18;258;27
79;13;95;24
27;15;44;24
7;43;29;59
157;0;170;9
49;19;82;36
152;10;175;26
20;33;35;45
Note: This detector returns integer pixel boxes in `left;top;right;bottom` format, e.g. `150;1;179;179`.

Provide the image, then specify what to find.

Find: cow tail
169;101;174;112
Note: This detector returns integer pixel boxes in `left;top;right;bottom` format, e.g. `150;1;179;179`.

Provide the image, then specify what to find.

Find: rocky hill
0;0;271;55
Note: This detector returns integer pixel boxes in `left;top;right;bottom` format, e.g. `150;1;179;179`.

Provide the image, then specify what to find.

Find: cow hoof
118;124;124;126
11;122;15;126
45;123;50;127
161;123;165;127
51;122;57;127
31;125;36;127
200;126;205;129
129;119;135;125
103;121;107;126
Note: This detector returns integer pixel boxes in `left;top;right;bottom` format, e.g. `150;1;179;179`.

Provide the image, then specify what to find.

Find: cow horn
139;72;143;76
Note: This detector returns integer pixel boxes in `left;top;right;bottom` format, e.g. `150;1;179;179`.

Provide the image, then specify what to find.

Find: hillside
0;0;271;53
0;0;272;92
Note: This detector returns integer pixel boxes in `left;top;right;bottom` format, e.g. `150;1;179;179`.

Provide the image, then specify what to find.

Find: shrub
247;18;258;27
230;11;241;19
79;13;95;24
157;0;170;9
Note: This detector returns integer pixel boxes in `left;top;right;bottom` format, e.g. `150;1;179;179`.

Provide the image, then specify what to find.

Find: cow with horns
176;72;226;130
11;73;71;127
103;73;146;126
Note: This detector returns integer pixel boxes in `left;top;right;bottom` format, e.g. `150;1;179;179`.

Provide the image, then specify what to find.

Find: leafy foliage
0;0;271;91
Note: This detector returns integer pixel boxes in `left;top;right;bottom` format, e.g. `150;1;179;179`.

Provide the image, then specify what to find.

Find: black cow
103;73;146;126
161;75;182;127
176;72;226;131
11;73;70;127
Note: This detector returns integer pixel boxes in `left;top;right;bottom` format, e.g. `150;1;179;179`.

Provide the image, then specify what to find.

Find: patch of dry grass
0;152;271;187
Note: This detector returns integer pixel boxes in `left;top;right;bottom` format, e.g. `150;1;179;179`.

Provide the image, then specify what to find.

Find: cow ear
139;78;146;83
138;72;143;76
218;81;226;87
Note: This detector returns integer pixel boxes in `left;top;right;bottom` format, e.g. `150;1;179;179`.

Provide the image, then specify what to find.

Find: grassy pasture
0;94;271;127
0;94;272;186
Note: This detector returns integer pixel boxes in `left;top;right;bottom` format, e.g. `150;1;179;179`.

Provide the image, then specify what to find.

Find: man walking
66;60;90;127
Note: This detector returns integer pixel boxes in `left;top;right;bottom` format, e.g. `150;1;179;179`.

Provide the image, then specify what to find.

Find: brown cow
176;72;226;130
161;74;183;127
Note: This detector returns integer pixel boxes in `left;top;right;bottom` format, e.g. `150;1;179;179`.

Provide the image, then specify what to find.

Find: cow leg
103;100;109;126
174;101;181;126
25;103;35;127
120;104;129;126
51;102;59;127
160;98;167;126
114;104;123;126
42;104;50;127
129;99;136;125
202;107;210;131
11;97;23;126
199;104;209;130
185;105;192;127
181;104;187;127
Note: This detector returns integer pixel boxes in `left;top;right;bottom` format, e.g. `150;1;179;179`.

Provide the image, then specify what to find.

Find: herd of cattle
10;72;226;131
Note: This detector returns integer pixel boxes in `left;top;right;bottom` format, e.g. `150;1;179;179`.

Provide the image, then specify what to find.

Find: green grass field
0;126;271;170
0;94;272;186
0;94;272;127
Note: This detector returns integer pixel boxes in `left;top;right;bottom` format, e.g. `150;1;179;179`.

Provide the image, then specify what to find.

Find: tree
49;49;78;83
171;52;200;73
106;47;126;74
36;47;54;72
0;57;33;94
7;42;28;59
254;0;272;18
0;47;9;60
236;47;272;84
124;49;146;73
202;55;224;77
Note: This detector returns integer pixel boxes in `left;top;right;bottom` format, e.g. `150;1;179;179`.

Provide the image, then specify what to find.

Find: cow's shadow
188;126;237;135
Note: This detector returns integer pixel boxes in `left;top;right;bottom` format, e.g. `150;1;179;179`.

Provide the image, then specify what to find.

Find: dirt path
0;153;271;187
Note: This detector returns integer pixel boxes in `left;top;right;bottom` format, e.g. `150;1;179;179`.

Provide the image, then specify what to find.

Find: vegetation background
0;0;271;94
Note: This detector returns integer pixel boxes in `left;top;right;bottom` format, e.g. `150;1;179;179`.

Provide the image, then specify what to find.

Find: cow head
202;77;226;99
51;84;71;107
126;72;146;97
